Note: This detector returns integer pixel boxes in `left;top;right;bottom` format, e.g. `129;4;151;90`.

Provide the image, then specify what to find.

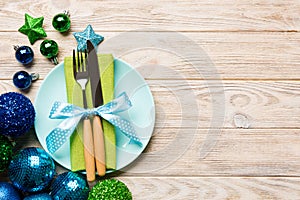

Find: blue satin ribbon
46;92;142;154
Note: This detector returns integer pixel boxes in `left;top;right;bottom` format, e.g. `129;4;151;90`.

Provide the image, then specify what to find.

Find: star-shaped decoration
18;13;47;45
73;24;104;51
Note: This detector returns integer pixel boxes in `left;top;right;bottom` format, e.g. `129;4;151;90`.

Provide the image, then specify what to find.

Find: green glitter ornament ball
0;135;13;172
88;179;132;200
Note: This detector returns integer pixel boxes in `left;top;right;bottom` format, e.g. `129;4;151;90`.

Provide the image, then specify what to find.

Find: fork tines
73;49;88;76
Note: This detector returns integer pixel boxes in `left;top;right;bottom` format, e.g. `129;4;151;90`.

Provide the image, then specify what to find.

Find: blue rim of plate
34;58;155;172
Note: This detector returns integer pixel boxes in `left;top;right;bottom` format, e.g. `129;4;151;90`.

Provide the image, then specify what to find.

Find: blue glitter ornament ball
50;172;89;200
15;46;34;65
0;92;35;137
9;147;56;193
0;182;21;200
24;193;52;200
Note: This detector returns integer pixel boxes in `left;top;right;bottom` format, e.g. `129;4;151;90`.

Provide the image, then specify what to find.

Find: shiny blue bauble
24;193;52;200
50;172;89;200
0;182;21;200
13;71;32;90
15;46;34;65
9;147;56;193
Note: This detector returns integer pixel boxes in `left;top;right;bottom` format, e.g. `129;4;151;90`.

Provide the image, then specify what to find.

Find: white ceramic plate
34;59;155;171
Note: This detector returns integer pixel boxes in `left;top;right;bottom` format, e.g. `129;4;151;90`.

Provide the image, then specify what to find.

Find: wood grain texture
1;0;300;199
122;129;300;176
149;80;300;128
1;0;300;32
1;32;300;80
1;123;299;177
118;177;300;199
1;80;299;129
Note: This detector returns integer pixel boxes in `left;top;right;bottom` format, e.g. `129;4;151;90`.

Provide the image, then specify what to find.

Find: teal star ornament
73;24;104;51
18;13;47;44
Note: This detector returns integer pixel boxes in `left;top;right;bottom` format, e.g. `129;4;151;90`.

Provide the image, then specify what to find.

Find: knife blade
87;40;106;176
88;41;103;107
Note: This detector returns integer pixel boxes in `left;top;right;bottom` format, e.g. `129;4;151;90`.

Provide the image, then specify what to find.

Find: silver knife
87;40;106;176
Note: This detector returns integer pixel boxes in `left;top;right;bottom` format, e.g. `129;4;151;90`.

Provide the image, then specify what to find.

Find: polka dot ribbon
46;92;142;154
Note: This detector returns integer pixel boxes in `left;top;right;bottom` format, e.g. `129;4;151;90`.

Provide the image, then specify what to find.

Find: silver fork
73;49;95;182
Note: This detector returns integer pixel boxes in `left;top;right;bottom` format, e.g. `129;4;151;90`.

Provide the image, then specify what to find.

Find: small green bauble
88;179;132;200
40;40;58;58
52;12;71;32
0;135;13;172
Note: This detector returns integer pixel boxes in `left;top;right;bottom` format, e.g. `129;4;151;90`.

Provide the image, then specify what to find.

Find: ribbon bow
46;92;142;154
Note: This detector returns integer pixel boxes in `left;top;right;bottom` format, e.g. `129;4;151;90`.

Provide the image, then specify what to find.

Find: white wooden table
0;0;300;199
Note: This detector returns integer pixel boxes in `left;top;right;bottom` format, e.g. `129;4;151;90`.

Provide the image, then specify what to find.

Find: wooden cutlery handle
83;118;96;182
93;115;106;176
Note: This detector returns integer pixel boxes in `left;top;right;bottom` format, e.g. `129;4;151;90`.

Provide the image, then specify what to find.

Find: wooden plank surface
120;177;300;199
1;0;300;32
1;80;300;129
1;127;300;177
0;0;300;199
1;32;300;80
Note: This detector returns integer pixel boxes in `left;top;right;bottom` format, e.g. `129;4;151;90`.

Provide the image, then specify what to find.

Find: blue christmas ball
0;182;21;200
0;92;35;137
13;71;32;90
50;172;89;200
24;193;52;200
9;147;56;193
15;46;34;65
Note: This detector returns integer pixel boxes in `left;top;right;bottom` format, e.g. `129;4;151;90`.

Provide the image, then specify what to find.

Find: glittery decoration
0;135;13;172
0;182;21;200
18;13;47;45
46;92;142;154
24;193;52;200
0;92;35;137
8;147;56;193
88;179;132;200
73;24;104;51
50;172;89;200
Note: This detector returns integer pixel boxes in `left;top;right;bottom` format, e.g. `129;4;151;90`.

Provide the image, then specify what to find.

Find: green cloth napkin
64;54;116;171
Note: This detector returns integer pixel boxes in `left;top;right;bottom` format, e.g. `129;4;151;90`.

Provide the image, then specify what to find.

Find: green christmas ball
40;40;58;58
0;135;13;172
88;179;132;200
52;13;71;32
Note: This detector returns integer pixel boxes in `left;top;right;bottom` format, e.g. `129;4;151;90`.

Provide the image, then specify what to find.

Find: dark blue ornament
0;92;35;137
13;71;38;90
50;172;89;200
9;147;56;193
24;193;52;200
0;182;21;200
14;45;34;65
13;71;31;90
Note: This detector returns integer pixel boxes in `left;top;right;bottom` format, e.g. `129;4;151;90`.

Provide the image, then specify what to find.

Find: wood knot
233;113;250;128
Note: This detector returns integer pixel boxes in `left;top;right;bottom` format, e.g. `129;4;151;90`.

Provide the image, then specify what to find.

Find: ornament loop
51;57;59;65
13;45;19;51
63;10;70;17
30;73;39;81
